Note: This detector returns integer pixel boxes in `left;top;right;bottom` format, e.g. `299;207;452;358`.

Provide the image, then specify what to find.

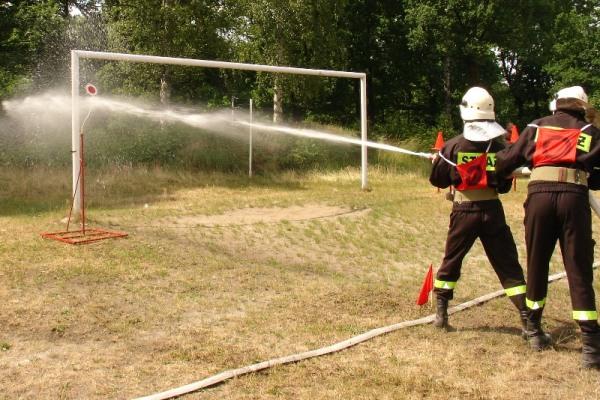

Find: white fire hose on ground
590;192;600;216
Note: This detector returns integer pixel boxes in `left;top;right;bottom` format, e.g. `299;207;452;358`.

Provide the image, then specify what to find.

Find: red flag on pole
433;132;445;193
416;264;434;306
432;131;445;151
509;125;519;144
509;125;520;191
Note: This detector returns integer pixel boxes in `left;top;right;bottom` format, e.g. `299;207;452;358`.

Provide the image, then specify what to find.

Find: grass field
1;166;600;399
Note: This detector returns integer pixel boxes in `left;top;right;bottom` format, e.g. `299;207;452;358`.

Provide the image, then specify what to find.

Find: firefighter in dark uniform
496;86;600;369
430;87;528;333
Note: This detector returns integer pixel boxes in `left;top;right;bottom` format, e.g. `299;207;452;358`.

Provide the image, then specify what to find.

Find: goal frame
70;50;368;213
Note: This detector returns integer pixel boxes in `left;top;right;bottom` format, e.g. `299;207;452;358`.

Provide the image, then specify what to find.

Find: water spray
234;120;434;159
3;92;434;161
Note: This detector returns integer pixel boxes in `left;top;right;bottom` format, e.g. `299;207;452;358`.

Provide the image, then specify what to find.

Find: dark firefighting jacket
496;106;600;192
430;134;512;192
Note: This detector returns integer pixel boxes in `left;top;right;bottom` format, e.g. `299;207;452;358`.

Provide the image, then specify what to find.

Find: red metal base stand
42;132;128;245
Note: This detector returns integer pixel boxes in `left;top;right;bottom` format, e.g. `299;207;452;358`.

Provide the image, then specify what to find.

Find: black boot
433;296;450;330
581;331;600;369
509;293;528;340
526;311;552;351
519;310;528;340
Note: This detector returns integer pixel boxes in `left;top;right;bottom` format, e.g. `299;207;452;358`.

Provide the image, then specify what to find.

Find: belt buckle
575;170;585;185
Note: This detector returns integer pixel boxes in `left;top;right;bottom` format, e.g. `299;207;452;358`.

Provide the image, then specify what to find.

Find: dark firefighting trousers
524;184;599;333
434;199;526;310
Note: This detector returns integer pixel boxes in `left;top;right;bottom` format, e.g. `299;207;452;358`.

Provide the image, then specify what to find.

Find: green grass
1;167;599;399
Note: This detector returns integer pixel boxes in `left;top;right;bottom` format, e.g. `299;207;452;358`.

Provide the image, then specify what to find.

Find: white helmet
555;86;588;103
459;87;495;121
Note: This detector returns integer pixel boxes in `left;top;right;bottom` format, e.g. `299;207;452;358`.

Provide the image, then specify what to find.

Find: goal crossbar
71;50;369;213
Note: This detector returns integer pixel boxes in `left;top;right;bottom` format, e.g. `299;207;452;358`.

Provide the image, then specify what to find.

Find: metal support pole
360;76;368;190
231;96;235;120
80;132;86;234
249;99;253;177
71;51;81;214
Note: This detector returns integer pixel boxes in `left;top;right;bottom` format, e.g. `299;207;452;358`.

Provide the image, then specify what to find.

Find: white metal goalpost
70;50;368;214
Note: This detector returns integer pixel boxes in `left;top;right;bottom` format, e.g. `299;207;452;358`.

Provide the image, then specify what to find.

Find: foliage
101;0;231;104
0;1;66;98
492;0;570;125
546;2;600;107
230;0;351;124
405;0;502;124
1;0;599;160
0;111;361;173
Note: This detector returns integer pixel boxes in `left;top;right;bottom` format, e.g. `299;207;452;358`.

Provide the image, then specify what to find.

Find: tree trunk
160;70;170;106
159;69;170;131
160;0;171;107
60;0;71;17
443;55;453;118
273;77;283;123
516;97;524;122
467;55;480;86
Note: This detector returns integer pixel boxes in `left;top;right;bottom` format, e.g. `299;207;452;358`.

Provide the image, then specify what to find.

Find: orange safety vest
438;141;491;191
455;152;488;190
530;123;593;167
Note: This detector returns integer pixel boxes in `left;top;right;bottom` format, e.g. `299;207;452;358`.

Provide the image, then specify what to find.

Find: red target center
85;84;97;96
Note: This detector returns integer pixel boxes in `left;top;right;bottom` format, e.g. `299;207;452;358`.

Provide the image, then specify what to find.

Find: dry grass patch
1;170;600;399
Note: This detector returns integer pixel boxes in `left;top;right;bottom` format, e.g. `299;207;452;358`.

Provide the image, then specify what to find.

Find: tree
546;1;600;106
56;0;101;17
0;1;66;99
230;0;349;122
3;1;599;143
103;0;231;105
493;0;568;124
405;0;502;124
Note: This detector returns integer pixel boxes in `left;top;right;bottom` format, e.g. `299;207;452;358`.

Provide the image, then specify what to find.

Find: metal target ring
85;83;98;96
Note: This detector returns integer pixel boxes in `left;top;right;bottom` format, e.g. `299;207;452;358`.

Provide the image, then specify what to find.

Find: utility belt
454;188;499;203
530;166;588;187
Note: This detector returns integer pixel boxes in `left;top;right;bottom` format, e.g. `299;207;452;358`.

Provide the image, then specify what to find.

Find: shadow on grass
459;324;524;338
547;317;580;350
464;318;581;348
0;167;310;217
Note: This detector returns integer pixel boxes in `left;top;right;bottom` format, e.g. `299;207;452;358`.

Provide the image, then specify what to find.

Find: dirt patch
158;204;370;227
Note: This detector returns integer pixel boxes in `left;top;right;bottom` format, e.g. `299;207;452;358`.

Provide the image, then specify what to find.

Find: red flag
432;131;445;151
416;264;434;306
510;125;520;191
509;125;520;144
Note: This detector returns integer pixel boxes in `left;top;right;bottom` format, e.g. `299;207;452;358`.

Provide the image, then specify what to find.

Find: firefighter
496;86;600;368
430;87;527;333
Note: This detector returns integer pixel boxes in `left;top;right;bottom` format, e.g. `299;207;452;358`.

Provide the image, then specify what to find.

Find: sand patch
159;204;370;227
